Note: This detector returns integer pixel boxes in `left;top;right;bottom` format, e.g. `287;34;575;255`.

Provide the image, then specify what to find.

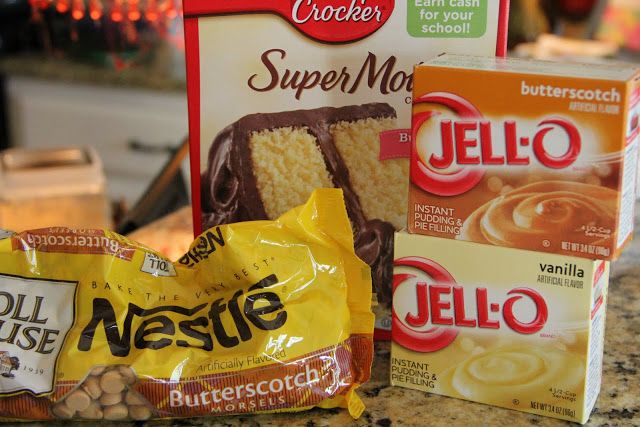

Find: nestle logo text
78;274;287;357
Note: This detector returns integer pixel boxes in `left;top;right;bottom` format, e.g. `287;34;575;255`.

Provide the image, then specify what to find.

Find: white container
0;146;112;231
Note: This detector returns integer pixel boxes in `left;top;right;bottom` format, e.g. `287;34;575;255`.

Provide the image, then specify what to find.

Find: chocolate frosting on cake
201;103;397;306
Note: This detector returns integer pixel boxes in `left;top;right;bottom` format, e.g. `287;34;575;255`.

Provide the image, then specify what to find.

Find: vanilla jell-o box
409;54;640;260
391;232;609;424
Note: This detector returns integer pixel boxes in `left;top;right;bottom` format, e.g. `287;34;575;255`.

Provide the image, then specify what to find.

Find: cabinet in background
6;76;189;206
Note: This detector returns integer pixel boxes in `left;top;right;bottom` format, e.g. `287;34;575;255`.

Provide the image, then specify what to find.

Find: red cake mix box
409;54;640;260
182;1;510;338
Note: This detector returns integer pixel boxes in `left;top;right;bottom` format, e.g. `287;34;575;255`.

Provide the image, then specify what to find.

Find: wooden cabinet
6;76;189;205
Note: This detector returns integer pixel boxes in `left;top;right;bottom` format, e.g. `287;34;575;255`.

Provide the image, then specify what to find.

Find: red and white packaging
182;0;510;338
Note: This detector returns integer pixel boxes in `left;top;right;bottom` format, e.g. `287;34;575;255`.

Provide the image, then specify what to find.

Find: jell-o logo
411;92;582;197
429;118;580;169
392;256;548;353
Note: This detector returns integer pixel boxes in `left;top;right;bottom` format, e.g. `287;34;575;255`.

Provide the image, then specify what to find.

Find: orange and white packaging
391;232;609;424
409;54;640;260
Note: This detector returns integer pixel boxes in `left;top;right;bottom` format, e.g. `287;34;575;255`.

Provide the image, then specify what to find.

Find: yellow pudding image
440;345;584;409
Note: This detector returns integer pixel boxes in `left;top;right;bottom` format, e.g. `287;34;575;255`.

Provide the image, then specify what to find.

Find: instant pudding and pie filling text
391;233;609;424
182;0;509;337
0;189;374;421
410;54;640;260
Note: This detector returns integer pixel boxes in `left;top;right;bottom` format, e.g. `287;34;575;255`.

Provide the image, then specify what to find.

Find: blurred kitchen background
0;0;639;256
0;0;189;252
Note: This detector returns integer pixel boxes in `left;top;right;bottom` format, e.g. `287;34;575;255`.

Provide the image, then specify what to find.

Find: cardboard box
391;232;609;424
409;54;640;260
182;1;510;337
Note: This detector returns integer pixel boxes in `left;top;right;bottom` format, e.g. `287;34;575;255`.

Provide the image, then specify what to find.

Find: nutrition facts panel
618;138;638;248
585;301;606;415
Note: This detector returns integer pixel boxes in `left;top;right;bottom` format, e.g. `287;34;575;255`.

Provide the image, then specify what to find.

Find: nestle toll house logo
0;352;20;379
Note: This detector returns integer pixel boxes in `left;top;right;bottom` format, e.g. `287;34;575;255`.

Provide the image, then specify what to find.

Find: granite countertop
0;54;186;92
8;208;636;427
161;244;639;427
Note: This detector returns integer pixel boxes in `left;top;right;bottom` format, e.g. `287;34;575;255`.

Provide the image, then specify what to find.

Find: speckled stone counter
10;210;639;427
0;54;186;92
155;247;640;427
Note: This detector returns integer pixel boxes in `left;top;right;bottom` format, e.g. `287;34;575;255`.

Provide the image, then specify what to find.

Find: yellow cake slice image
201;103;405;307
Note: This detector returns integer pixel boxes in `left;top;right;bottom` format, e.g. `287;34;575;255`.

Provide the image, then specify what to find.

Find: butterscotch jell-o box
409;54;640;260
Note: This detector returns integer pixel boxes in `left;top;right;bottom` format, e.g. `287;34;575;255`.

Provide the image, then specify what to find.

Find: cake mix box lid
182;0;510;339
391;232;609;424
409;54;640;260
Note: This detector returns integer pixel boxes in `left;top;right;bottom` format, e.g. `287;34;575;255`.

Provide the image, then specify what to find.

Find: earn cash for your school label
407;0;488;38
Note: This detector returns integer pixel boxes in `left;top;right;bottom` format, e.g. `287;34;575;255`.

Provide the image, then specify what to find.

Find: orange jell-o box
409;54;640;260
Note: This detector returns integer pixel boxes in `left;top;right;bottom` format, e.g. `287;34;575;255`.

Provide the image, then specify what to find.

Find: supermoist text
248;49;412;100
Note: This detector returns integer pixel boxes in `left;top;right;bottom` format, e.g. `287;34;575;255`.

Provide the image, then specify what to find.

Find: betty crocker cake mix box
182;1;510;338
391;232;609;424
409;54;640;260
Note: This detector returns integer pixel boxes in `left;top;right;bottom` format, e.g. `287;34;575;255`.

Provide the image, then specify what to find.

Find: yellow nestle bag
0;188;374;421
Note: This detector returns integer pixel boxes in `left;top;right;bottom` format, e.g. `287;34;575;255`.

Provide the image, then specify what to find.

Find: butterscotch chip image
99;392;123;406
51;401;75;419
51;365;156;421
64;389;92;412
90;366;106;376
125;390;145;406
129;404;152;420
118;365;137;385
100;369;126;394
202;103;400;307
82;375;102;399
78;401;103;420
103;403;129;420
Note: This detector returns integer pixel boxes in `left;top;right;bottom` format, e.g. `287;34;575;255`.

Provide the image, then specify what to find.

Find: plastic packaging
0;188;374;421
